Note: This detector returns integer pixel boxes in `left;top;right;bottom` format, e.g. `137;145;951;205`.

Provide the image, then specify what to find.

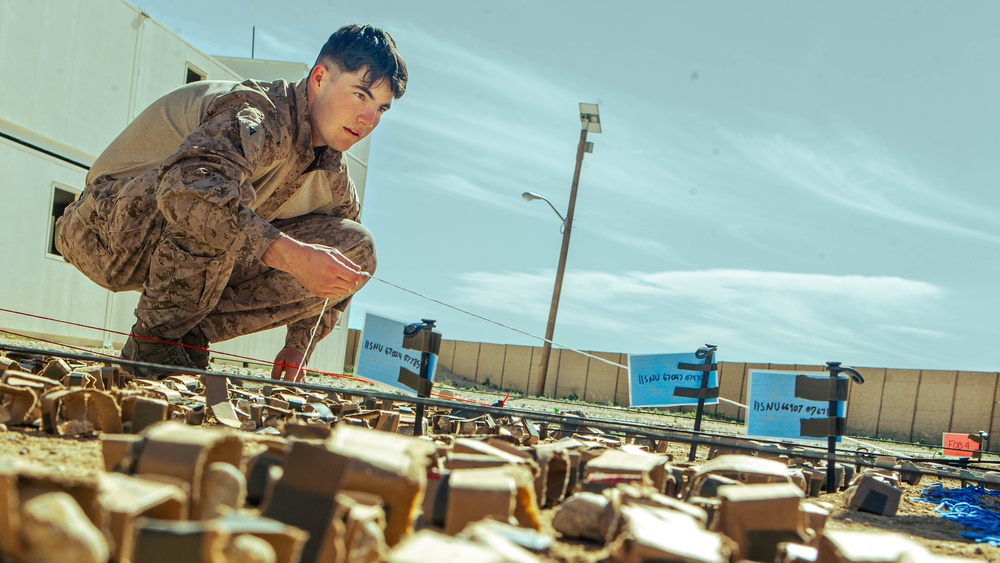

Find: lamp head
522;191;543;202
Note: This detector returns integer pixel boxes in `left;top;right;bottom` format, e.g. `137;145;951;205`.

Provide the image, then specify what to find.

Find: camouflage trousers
56;172;376;349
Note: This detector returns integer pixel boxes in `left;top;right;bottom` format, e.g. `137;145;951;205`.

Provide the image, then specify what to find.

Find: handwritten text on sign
355;312;426;396
942;433;981;458
627;352;717;408
746;369;846;442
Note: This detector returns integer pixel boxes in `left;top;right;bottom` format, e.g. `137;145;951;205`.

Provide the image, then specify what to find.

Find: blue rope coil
916;483;1000;546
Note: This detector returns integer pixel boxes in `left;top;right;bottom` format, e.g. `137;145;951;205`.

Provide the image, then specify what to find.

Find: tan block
912;370;957;442
444;467;517;535
476;343;506;386
500;345;532;394
714;483;806;562
583;352;621;405
716;362;746;420
437;340;457;372
953;372;996;442
98;473;186;563
615;357;631;407
554;350;588;400
543;349;561;398
845;367;885;436
613;504;731;563
452;341;481;381
878;369;920;441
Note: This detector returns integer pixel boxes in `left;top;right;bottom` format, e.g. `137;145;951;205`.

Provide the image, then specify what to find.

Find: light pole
524;103;601;397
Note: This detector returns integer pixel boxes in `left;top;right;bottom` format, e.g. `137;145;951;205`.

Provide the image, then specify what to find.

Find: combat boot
181;326;211;370
121;322;201;379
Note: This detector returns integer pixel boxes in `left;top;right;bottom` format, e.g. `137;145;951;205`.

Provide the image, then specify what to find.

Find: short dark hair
316;24;407;99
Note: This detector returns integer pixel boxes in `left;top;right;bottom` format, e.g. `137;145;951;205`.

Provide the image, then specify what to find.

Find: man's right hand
261;235;369;299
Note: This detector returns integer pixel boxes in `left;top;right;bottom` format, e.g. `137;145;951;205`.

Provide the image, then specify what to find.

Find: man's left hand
271;347;307;382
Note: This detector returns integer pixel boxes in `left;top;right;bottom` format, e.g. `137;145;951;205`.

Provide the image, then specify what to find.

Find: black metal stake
824;362;864;493
688;344;718;462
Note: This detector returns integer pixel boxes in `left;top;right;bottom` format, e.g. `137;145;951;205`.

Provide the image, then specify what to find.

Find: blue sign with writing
627;352;718;408
746;369;847;442
356;313;429;396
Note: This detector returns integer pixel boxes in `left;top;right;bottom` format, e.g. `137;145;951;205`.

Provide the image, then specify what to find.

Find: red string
0;307;489;406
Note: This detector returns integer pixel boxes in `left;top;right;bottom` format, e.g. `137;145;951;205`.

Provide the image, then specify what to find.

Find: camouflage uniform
56;79;375;356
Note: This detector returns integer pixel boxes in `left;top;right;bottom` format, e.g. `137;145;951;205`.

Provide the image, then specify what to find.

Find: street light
524;103;601;397
521;192;566;229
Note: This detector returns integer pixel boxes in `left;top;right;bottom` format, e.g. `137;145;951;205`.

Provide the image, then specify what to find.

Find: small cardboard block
684;455;792;500
376;410;400;433
531;443;575;508
16;469;102;531
444;467;518;535
895;461;923;486
245;450;286;507
459;519;552;558
130;397;169;434
163;375;201;393
100;434;143;471
131;518;227;563
303;402;335;423
583;449;671;494
817;530;932;562
800;500;834;545
249;401;289;424
848;475;901;517
615;483;708;526
0;459;23;558
40;359;72;381
454;438;538;473
282;422;331;441
0;382;39;425
202;374;240;429
325;425;433;545
260;441;356;563
387;530;512;563
132;422;243;520
131;381;182;403
216;512;307;563
0;357;22;373
551;491;618;543
4;370;62;392
97;473;186;563
40;388;122;435
714;483;808;562
314;491;387;563
520;419;540;446
612;504;731;563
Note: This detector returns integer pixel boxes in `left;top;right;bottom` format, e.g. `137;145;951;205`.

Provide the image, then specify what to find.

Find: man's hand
262;235;369;299
271;346;307;382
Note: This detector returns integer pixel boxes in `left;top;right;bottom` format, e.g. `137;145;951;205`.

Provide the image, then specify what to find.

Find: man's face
307;64;394;150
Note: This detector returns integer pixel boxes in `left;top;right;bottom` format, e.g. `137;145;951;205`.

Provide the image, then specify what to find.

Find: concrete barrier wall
344;331;999;450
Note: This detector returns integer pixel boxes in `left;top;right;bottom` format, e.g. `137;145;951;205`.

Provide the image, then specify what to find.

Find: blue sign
746;369;847;442
627;352;718;408
355;313;430;396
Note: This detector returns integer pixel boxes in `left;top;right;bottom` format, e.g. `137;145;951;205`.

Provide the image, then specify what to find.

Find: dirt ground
1;336;999;561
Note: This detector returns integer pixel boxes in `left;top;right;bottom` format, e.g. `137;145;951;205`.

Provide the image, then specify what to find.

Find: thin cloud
724;125;1000;244
450;268;946;363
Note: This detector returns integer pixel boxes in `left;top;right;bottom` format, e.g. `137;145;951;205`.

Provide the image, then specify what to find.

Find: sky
132;0;1000;372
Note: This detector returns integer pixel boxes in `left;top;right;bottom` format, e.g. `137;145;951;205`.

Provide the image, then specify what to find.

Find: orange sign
942;433;981;458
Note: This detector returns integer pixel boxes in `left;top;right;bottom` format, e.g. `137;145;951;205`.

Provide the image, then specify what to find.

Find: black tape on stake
800;416;847;438
673;386;720;400
398;369;433;397
677;362;718;372
794;374;849;402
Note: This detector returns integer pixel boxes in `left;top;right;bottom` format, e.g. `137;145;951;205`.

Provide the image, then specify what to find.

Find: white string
371;276;629;370
295;297;329;380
